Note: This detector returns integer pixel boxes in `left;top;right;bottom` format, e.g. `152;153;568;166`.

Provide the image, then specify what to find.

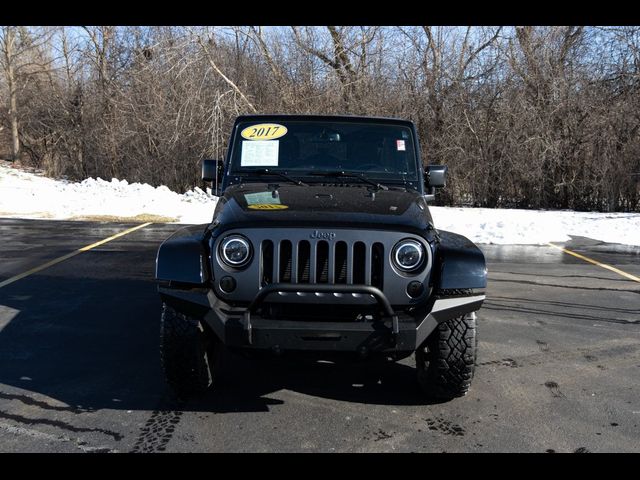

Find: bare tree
190;27;257;113
1;25;638;212
0;26;57;161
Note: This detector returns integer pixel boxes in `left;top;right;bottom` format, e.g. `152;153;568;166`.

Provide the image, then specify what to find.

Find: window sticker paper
244;191;281;205
240;140;279;167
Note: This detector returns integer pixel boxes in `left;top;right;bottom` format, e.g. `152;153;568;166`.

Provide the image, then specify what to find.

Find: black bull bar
243;283;400;345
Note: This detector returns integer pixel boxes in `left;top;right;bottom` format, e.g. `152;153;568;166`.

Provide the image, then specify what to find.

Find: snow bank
0;165;218;225
1;164;639;245
430;206;640;246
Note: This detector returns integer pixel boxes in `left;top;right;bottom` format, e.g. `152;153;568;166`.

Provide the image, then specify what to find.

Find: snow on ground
1;163;639;246
0;164;217;225
430;206;640;246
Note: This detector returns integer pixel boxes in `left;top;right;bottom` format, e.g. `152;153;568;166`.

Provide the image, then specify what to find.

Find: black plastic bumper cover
158;284;484;354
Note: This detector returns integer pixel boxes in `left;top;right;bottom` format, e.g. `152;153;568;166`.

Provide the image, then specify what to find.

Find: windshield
228;120;419;183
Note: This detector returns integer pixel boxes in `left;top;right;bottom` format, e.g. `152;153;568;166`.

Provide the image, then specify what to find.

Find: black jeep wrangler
156;115;486;399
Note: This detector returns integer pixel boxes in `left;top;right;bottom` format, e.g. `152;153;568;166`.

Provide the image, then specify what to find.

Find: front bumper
159;283;484;355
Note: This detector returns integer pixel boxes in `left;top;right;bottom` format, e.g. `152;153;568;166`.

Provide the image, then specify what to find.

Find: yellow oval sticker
247;204;289;210
241;123;288;141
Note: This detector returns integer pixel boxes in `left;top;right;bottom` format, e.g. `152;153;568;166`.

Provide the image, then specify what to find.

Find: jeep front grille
261;239;384;289
211;228;432;305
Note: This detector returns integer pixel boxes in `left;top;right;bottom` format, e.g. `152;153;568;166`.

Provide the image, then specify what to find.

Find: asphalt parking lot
0;218;638;453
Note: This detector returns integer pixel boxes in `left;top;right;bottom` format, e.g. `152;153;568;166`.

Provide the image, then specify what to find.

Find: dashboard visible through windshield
228;120;419;184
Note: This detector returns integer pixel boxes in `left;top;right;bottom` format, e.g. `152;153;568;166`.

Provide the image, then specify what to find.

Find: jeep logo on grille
310;230;336;240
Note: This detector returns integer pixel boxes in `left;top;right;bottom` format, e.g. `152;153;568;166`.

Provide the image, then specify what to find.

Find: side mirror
424;164;447;202
202;158;220;182
202;158;224;194
425;164;447;188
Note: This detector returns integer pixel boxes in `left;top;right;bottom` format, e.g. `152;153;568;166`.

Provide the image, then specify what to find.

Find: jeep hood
211;183;434;234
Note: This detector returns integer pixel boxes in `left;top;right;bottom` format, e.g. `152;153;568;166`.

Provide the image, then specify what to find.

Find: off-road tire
160;303;223;397
416;313;477;399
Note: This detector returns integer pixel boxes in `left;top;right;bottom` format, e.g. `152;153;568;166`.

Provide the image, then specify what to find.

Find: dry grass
0;211;54;218
69;213;177;223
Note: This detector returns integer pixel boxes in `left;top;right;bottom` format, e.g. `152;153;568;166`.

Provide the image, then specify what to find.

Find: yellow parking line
547;242;640;284
0;222;153;289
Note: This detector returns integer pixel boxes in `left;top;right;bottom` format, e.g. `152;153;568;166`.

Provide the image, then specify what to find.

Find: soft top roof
234;114;415;128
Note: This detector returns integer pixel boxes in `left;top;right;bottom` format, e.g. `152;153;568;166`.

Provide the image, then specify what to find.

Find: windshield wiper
241;168;308;186
307;171;389;191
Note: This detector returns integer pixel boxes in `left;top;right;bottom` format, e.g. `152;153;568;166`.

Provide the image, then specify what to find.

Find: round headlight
392;239;424;272
220;235;252;267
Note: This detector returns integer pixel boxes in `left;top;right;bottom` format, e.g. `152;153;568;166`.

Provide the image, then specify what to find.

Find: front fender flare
155;224;210;285
433;230;487;290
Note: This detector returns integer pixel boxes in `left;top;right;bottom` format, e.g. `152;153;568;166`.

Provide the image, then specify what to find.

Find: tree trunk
2;27;20;161
8;62;20;161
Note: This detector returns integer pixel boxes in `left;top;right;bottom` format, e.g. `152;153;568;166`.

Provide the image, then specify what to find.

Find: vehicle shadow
0;271;166;414
0;269;441;415
189;353;448;414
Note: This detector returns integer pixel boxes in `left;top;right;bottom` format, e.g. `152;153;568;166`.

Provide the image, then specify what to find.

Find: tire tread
160;304;213;397
416;314;477;399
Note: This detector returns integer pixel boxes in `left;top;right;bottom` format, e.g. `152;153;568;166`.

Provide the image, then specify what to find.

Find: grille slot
371;242;384;289
335;241;347;284
261;236;385;287
353;242;366;284
316;241;329;283
279;240;292;282
261;240;273;286
297;240;311;283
